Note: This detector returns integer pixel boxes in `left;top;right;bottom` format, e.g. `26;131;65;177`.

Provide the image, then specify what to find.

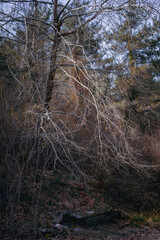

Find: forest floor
61;225;160;240
1;170;160;239
38;171;160;240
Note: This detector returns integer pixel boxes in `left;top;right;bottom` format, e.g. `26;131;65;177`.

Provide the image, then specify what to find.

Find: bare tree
0;1;160;238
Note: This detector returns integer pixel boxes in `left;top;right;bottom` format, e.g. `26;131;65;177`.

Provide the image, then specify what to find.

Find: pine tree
104;2;160;131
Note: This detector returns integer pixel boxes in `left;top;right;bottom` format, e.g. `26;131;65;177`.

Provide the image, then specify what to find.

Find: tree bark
44;0;60;110
44;33;60;109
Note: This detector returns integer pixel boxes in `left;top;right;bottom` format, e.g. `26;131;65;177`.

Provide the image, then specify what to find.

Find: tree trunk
44;0;60;110
44;33;60;109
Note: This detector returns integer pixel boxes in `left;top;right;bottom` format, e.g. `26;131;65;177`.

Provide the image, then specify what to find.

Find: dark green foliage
103;5;160;131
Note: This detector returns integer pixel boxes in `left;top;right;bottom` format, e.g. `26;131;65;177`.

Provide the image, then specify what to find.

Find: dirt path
63;225;160;240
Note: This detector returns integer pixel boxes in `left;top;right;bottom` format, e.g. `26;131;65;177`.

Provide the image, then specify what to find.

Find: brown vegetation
0;0;160;239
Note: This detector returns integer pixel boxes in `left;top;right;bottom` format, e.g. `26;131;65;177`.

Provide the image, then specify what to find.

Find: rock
73;227;84;232
52;209;124;228
41;224;68;238
54;223;62;229
52;210;83;224
60;212;83;224
85;210;95;215
52;210;67;224
76;210;122;227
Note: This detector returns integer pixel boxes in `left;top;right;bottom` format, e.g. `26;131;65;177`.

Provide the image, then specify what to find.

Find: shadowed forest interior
0;0;160;239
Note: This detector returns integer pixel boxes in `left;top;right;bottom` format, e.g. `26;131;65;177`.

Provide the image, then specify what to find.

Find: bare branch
58;0;72;19
0;0;53;4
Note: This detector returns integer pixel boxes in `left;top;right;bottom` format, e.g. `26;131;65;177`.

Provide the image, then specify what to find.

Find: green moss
152;214;160;222
129;211;160;227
